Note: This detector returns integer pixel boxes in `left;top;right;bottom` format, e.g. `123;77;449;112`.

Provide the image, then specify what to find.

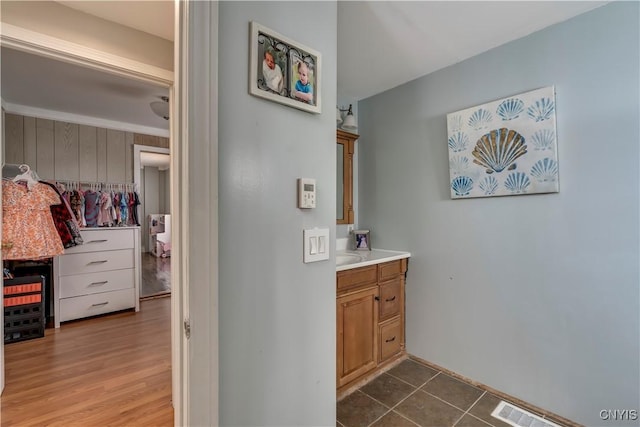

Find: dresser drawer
60;288;135;322
379;317;402;362
59;269;134;298
337;265;378;293
64;228;134;254
58;249;134;276
379;277;401;321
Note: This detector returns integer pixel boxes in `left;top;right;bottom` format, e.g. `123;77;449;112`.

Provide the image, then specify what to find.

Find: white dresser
53;227;141;327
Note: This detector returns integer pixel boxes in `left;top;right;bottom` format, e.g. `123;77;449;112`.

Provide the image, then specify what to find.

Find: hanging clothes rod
54;180;138;191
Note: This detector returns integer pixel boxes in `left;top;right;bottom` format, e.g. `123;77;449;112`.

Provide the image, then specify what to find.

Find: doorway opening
135;144;172;299
0;20;184;426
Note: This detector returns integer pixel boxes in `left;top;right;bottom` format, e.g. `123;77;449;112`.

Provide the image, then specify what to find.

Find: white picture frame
249;21;322;114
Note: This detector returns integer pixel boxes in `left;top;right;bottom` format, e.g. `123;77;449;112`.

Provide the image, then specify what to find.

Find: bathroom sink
336;253;364;266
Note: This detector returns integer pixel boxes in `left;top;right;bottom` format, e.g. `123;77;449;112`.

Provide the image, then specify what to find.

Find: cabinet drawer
58;249;134;276
60;288;135;322
379;277;401;321
337;265;377;293
379;317;402;362
64;229;134;254
378;260;404;282
59;269;134;298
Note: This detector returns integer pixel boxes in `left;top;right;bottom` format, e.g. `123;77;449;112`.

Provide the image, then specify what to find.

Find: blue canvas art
446;86;559;199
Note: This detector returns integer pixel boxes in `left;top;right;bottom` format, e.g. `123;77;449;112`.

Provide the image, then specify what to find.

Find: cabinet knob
374;296;380;301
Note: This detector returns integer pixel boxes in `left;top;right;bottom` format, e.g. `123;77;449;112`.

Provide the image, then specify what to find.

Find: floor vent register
492;400;562;427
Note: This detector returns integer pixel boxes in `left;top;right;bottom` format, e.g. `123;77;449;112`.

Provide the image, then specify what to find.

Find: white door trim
0;110;5;394
0;23;174;86
177;2;219;424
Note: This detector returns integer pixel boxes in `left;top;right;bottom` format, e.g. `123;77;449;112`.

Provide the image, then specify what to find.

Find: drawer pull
89;281;109;287
91;302;109;307
88;260;108;265
385;296;396;302
385;336;396;343
87;239;108;244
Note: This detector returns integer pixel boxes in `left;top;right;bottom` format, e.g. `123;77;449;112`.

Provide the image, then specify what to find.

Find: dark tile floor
337;358;556;427
140;252;171;298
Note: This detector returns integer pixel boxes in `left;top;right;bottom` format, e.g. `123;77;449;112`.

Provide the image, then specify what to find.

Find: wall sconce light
337;104;357;130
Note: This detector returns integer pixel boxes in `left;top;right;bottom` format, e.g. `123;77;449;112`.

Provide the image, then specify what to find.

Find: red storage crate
3;275;45;344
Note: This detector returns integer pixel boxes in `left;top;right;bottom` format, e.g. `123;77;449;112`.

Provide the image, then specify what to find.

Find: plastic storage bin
4;275;45;344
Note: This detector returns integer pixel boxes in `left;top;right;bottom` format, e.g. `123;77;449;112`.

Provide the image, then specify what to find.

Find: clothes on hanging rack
55;181;140;228
40;181;84;249
2;179;65;261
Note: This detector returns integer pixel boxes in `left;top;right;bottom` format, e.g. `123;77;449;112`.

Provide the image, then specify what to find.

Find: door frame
0;2;208;424
133;144;171;254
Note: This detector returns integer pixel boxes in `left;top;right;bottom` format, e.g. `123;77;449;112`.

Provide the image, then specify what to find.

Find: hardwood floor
1;297;173;426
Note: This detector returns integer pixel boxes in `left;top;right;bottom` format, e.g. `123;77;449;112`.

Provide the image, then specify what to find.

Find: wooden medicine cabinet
337;129;358;224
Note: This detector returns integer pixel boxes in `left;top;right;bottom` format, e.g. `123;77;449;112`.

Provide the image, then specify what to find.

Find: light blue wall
218;2;337;425
358;3;639;426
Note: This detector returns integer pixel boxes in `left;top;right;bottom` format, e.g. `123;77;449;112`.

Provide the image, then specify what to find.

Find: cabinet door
337;287;379;388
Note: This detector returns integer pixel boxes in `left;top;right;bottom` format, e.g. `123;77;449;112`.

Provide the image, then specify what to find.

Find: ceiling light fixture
150;95;170;120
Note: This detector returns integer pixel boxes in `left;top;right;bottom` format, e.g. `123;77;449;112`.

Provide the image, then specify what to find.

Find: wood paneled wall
3;113;169;183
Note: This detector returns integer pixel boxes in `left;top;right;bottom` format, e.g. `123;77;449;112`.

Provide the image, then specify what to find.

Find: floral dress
2;180;64;260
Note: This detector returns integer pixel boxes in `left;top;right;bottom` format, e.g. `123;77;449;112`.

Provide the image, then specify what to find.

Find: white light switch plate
304;228;330;263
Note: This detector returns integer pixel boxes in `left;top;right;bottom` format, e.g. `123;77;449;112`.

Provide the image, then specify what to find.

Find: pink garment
98;191;113;226
2;180;64;260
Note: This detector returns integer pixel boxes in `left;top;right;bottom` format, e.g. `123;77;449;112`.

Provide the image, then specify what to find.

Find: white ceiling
1;47;171;131
338;1;608;100
1;1;608;131
56;0;174;41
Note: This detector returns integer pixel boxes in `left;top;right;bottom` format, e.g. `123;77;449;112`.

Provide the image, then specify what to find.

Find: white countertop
336;248;411;272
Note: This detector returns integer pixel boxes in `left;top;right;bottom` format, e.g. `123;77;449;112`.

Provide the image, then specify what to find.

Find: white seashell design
527;97;555;122
530;129;555;151
504;172;530;193
530;158;558;182
468;108;493;130
472;128;528;174
496;98;525;121
478;176;499;195
448;132;469;152
451;176;473;197
450;155;470;175
448;115;463;133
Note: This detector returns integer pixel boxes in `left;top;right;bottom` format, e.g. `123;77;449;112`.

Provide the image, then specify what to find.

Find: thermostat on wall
297;178;316;209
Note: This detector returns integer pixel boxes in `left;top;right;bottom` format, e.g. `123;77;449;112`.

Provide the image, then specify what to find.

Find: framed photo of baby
249;21;322;114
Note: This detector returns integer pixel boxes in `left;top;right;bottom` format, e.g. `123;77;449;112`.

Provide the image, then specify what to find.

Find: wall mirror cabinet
337;129;358;224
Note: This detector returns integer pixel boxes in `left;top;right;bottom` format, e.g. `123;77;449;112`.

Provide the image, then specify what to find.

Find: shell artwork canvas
446;86;559;199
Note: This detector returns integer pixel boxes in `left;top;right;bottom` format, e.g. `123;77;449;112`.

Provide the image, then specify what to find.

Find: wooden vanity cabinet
337;258;408;391
337;287;378;388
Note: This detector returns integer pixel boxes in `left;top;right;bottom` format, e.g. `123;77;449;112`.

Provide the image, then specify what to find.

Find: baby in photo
293;61;313;104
